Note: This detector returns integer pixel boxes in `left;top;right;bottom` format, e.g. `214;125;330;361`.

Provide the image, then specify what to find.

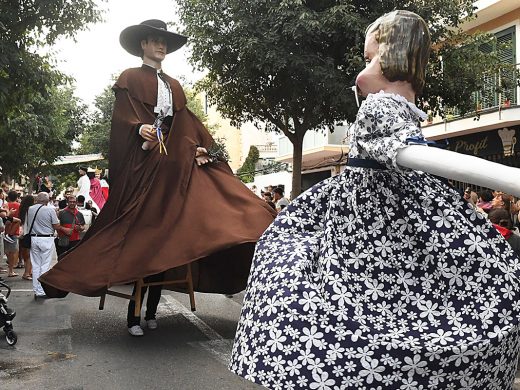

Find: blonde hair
367;10;431;94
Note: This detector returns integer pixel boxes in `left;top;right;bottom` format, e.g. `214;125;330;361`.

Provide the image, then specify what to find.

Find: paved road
3;267;520;390
0;273;262;390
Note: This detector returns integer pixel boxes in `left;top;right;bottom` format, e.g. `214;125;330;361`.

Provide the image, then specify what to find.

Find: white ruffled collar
368;91;428;121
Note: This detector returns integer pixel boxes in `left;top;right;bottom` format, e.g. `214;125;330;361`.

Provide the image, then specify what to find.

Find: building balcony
276;125;348;170
424;62;520;139
424;104;520;140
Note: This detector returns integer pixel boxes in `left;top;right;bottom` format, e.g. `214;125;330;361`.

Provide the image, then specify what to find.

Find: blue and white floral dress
229;92;520;390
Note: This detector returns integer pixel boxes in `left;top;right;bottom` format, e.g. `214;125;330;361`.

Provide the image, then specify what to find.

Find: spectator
18;195;34;281
3;191;21;277
56;196;85;257
58;198;68;210
491;193;513;214
1;182;10;195
476;190;494;214
488;208;520;257
0;208;20;277
261;191;276;211
25;192;61;298
97;170;109;201
272;187;290;212
85;200;98;222
77;166;98;211
76;195;93;239
463;187;477;207
0;216;4;281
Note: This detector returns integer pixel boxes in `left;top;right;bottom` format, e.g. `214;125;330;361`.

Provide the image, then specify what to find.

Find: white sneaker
146;319;158;330
128;325;144;336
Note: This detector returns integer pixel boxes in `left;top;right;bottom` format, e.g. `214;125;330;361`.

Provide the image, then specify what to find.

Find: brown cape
40;65;275;298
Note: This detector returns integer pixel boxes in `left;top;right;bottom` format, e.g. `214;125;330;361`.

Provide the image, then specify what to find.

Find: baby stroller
0;281;17;345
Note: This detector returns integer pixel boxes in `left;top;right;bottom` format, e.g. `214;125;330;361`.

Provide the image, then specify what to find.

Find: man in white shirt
272;187;290;212
25;192;61;299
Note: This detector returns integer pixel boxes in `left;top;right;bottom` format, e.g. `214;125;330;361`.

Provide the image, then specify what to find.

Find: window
474;26;516;110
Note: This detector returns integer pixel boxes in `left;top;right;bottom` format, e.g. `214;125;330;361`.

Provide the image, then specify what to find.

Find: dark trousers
127;272;165;328
55;239;80;259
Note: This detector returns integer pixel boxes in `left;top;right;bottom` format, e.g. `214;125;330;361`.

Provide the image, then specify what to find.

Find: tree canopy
1;0;101;120
0;0;101;180
78;84;115;157
0;85;89;179
176;0;508;196
236;146;260;183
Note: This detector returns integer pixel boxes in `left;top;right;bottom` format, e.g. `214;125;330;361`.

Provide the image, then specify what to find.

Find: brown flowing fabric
40;65;276;298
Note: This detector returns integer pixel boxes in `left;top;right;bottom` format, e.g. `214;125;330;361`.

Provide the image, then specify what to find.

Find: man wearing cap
39;20;276;337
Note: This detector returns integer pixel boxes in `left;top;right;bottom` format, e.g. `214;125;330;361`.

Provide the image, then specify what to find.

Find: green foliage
79;84;115;157
0;85;89;179
236;146;260;183
260;160;289;175
0;0;101;183
0;0;101;123
176;0;510;196
185;86;229;160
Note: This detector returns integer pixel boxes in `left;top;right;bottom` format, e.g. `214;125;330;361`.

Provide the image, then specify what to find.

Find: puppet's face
355;31;393;97
141;35;167;63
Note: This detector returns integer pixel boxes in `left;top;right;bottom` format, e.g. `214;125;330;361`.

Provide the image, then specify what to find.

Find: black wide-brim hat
120;19;188;57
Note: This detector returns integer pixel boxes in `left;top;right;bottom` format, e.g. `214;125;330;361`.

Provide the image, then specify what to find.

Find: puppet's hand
195;147;211;166
139;124;157;142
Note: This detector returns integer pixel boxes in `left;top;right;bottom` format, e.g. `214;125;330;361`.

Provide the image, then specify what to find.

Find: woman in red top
4;190;21;277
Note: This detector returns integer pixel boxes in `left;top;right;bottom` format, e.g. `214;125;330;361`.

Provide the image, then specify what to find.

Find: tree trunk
290;134;304;199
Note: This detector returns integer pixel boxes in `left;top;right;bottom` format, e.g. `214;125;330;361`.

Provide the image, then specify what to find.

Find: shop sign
446;126;519;157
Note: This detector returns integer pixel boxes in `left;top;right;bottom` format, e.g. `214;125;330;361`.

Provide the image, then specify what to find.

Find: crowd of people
0;166;108;298
252;184;290;213
462;187;520;256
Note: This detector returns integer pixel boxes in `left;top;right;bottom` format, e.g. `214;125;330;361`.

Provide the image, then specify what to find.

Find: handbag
57;210;77;247
20;205;44;249
57;235;70;247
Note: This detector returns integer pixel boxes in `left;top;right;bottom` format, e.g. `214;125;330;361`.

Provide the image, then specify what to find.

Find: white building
276;125;348;192
423;0;520;191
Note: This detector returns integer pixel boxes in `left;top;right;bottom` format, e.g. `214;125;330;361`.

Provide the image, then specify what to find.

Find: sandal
22;275;32;281
7;272;18;277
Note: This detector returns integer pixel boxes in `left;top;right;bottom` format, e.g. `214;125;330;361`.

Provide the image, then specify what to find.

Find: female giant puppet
230;10;520;389
40;21;275;298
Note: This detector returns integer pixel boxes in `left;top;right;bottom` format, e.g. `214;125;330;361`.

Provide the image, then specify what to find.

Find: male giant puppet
40;20;276;335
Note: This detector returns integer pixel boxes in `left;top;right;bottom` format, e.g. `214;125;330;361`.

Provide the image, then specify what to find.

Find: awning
51;154;105;166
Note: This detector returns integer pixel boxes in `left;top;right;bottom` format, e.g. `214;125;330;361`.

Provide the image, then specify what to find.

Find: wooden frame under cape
98;263;196;316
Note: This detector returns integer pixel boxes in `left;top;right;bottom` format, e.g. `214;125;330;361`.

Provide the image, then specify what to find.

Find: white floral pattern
229;93;520;389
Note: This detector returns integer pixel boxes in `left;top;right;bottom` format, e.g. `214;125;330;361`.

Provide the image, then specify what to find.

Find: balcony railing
442;63;519;121
473;62;518;109
255;143;277;153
